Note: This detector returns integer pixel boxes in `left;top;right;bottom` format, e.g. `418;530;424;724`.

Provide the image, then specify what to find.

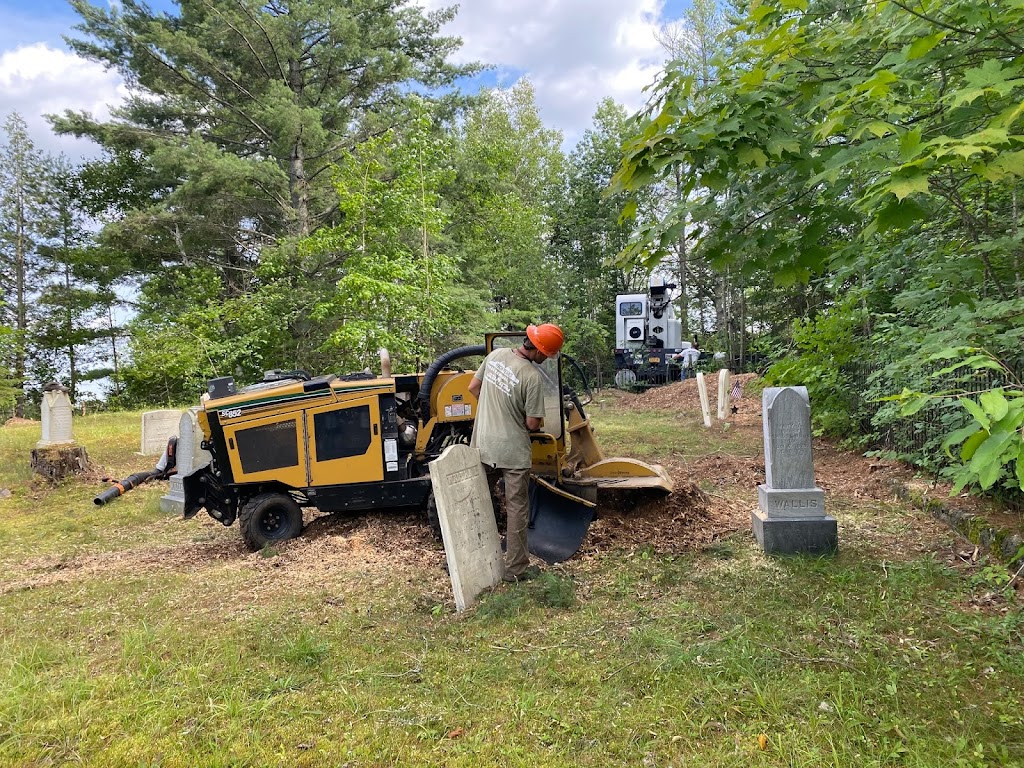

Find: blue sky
0;0;693;158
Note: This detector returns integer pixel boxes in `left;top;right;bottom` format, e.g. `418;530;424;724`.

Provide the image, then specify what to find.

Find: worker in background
674;340;701;380
468;323;565;582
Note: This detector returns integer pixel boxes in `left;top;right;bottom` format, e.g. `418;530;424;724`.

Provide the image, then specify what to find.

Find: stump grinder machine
183;332;673;561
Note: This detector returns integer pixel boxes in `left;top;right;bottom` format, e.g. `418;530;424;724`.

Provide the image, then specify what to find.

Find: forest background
0;0;1022;501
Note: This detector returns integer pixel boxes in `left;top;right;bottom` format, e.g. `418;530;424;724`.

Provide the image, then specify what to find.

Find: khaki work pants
488;466;531;578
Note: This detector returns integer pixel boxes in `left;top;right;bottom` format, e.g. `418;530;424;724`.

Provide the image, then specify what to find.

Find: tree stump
30;445;93;483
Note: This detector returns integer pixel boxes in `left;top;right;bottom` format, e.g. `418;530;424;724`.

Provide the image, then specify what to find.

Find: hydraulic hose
93;436;178;506
94;469;164;506
417;345;486;423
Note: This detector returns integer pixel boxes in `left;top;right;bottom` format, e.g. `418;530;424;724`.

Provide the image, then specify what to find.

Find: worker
468;323;565;582
674;340;701;380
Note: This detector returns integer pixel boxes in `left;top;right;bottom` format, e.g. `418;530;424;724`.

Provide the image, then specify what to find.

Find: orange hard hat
526;323;564;358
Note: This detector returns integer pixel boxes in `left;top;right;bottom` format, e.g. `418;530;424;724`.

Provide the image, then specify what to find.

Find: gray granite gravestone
429;444;503;612
160;408;212;514
141;409;184;455
752;386;837;554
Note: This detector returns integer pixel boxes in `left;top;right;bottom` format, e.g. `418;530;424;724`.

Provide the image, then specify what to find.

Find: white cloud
2;2;678;158
421;0;673;148
0;43;127;158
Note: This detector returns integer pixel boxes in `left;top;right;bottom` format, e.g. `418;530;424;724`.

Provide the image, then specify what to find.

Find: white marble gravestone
428;444;503;612
753;386;837;554
141;409;184;455
37;387;75;448
696;372;712;427
160;408;212;514
717;369;731;420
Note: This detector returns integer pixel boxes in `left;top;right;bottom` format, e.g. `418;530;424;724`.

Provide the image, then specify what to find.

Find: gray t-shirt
470;347;546;469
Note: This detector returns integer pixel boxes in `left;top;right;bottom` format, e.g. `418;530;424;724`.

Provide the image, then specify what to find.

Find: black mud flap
527;480;596;564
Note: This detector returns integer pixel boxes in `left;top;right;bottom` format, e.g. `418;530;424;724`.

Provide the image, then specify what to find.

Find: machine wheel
239;493;303;550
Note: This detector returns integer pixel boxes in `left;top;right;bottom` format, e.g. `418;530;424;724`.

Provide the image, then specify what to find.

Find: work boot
502;565;541;583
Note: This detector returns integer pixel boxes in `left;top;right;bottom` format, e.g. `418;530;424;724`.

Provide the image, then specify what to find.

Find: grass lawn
0;394;1021;767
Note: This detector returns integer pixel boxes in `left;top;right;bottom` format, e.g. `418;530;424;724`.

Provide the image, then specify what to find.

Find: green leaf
978;455;1002;489
980;151;1024;182
888;173;929;201
899;394;931;416
876;198;927;231
740;68;767;88
906;32;946;61
767;137;801;157
899;128;923;161
941;424;983;457
738;146;769;168
857;120;894;140
960;429;989;461
965;60;1016;93
966;430;1015;483
979;388;1009;422
1016;444;1024;490
960;397;990;431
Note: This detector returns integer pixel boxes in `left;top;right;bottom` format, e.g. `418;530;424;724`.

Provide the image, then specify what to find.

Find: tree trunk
14;176;27;418
674;166;689;337
31;445;92;483
288;58;311;238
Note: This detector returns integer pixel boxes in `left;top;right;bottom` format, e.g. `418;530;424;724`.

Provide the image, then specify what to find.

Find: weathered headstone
696;372;712;427
753;386;837;554
717;369;731;420
31;382;91;481
141;409;183;455
160;408;212;514
37;384;75;447
428;444;503;612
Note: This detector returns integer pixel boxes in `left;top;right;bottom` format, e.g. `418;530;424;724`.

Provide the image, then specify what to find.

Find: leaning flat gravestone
141;409;184;455
160;408;212;514
753;386;837;555
429;444;503;612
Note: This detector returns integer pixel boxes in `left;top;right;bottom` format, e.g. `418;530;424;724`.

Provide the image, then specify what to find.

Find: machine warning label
445;404;470;418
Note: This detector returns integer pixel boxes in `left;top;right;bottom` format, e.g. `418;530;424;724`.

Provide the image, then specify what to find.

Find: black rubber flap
527;480;595;564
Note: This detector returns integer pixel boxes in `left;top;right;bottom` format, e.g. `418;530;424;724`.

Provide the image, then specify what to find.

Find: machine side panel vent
237;419;299;473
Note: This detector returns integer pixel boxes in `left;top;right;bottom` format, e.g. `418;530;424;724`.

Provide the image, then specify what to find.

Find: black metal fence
844;359;1024;511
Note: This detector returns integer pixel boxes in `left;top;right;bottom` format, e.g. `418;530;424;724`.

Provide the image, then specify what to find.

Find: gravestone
717;369;731;420
160;408;212;514
31;382;91;481
428;444;503;612
752;386;837;555
141;409;184;455
37;384;75;447
696;372;712;427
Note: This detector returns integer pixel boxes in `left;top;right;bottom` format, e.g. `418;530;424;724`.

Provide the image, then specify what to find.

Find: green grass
0;407;1021;767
